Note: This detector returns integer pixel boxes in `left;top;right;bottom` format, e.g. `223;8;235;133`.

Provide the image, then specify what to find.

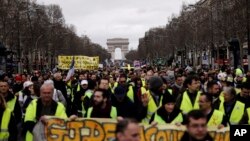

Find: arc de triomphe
107;38;129;61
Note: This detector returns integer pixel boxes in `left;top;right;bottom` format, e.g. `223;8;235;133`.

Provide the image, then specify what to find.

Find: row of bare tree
0;0;110;72
126;0;249;67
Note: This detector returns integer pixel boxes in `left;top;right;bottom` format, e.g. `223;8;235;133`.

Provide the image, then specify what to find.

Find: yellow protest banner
58;56;99;70
42;118;230;141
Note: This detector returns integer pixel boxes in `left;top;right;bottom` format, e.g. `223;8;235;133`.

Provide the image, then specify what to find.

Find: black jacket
71;87;88;116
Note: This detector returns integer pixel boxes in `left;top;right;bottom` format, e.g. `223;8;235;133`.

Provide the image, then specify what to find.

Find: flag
65;57;75;82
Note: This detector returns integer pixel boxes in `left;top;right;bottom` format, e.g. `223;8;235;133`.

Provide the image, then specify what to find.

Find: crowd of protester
1;65;250;141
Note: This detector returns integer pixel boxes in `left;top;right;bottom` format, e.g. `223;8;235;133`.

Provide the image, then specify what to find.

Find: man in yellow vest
199;93;227;128
0;80;22;124
176;75;201;115
221;86;245;125
0;94;17;141
86;88;117;118
23;83;68;141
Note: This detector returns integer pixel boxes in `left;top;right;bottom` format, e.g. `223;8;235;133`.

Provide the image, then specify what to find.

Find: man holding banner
23;83;68;141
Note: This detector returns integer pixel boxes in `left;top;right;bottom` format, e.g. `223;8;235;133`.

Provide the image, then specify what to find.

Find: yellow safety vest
207;110;224;127
0;108;11;140
109;83;115;94
153;112;183;124
247;108;250;125
86;106;117;119
76;84;81;92
141;79;146;87
79;90;94;117
25;99;67;141
218;96;225;112
112;82;119;90
6;96;17;112
180;91;201;114
141;87;157;124
127;86;134;102
220;101;245;125
159;89;173;106
141;88;170;124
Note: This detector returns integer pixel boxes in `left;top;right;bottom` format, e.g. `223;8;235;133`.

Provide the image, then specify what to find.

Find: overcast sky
37;0;198;50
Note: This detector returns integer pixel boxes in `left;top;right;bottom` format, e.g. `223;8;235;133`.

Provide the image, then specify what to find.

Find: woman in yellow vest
150;94;183;125
0;94;17;141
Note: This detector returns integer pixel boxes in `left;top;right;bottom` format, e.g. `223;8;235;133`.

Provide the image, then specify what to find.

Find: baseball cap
81;80;88;85
23;81;33;89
